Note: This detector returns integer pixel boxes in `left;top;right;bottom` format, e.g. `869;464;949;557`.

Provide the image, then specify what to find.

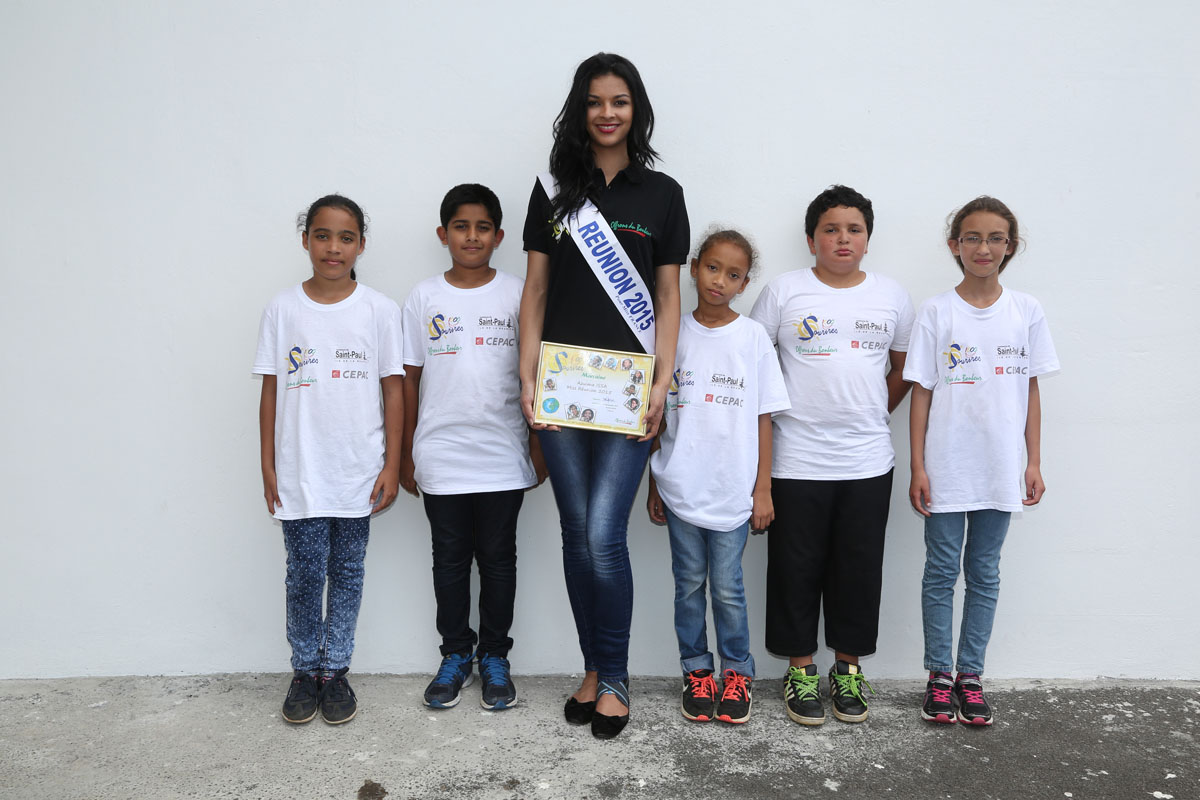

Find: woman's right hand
521;379;557;431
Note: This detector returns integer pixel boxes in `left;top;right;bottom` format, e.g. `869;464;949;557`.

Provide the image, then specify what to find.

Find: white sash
538;173;655;354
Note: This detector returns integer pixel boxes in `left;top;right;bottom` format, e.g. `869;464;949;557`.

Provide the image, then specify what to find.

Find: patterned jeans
282;516;370;672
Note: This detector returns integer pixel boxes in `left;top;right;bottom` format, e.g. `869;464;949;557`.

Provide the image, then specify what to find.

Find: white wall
2;1;1197;680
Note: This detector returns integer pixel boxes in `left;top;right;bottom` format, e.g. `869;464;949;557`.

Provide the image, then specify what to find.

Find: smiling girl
518;53;690;739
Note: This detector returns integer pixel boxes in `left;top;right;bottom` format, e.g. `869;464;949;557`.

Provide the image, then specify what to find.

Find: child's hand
372;465;400;512
399;454;419;498
635;383;667;441
1023;464;1045;506
909;470;932;517
262;470;282;515
750;486;774;532
646;482;667;525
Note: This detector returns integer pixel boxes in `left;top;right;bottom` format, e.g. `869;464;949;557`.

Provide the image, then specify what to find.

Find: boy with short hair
750;185;914;725
400;183;544;710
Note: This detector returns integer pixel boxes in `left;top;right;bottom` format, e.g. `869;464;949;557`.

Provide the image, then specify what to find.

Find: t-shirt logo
943;343;981;370
427;313;464;341
610;220;652;238
943;342;983;386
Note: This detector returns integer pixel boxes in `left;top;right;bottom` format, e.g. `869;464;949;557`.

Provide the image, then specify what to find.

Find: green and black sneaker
829;660;874;723
784;664;825;726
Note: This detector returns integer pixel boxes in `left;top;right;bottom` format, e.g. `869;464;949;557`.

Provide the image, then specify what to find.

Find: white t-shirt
904;288;1060;512
650;314;791;531
252;283;405;520
401;271;535;495
750;268;915;480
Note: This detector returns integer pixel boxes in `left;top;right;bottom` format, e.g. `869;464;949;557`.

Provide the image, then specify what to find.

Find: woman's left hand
635;382;668;441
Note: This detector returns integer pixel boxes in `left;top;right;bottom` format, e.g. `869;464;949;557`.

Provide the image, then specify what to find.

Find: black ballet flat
564;696;596;725
590;679;630;740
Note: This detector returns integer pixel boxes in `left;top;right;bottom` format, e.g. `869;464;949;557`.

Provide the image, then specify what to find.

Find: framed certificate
533;342;655;435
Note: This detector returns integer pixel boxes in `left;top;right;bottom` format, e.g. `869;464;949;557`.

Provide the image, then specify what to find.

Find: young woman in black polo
519;52;689;740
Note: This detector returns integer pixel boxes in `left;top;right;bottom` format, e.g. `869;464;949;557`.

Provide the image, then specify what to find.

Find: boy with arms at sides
401;184;546;711
750;185;914;726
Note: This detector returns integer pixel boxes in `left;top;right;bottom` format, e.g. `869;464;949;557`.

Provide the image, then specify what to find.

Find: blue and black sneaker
478;653;517;710
423;651;474;709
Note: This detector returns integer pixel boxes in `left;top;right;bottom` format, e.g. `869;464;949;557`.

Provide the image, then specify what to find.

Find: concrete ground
1;674;1196;800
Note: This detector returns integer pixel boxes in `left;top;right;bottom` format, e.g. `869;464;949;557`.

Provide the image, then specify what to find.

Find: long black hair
548;53;659;223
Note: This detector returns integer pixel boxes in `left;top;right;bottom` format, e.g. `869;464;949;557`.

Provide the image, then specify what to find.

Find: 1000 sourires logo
943;343;982;386
285;346;318;390
794;314;838;356
427;313;464;356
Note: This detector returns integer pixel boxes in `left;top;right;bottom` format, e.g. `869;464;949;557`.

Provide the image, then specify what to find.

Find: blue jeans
537;427;651;683
922;510;1011;675
665;509;754;678
282;516;370;673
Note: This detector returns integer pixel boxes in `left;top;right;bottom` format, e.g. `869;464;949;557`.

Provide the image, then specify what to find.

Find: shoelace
479;656;510;684
832;670;875;701
686;671;717;699
290;675;318;700
786;668;820;700
321;675;349;702
721;670;749;702
435;655;470;684
928;677;953;704
957;676;985;705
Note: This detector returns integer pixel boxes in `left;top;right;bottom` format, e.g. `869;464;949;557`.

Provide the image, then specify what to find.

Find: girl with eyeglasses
904;196;1060;726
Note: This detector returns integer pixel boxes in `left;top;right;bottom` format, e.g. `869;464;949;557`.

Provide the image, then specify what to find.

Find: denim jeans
537;427;651;683
282;516;370;672
922;509;1011;675
665;508;754;678
423;490;523;658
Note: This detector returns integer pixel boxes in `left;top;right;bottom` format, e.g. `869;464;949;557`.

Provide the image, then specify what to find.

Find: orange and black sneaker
680;668;718;722
716;670;752;724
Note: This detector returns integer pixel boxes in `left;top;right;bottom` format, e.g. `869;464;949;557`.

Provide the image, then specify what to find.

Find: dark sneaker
281;671;319;724
478;653;517;710
423;651;475;709
829;661;874;723
922;671;956;724
716;670;752;724
318;668;357;724
954;673;993;726
783;664;824;726
680;669;718;722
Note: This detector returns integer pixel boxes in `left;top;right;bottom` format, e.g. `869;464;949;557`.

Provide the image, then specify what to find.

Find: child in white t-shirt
750;185;914;726
905;196;1059;726
647;229;790;725
400;184;545;712
253;194;405;726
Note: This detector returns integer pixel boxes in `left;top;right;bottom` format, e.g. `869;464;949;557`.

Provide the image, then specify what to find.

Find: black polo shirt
522;163;690;354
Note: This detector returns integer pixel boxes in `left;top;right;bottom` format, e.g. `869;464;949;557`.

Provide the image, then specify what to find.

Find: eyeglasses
958;235;1010;247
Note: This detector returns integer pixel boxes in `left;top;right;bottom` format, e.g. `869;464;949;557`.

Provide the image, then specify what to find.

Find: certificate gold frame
533;342;655;435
